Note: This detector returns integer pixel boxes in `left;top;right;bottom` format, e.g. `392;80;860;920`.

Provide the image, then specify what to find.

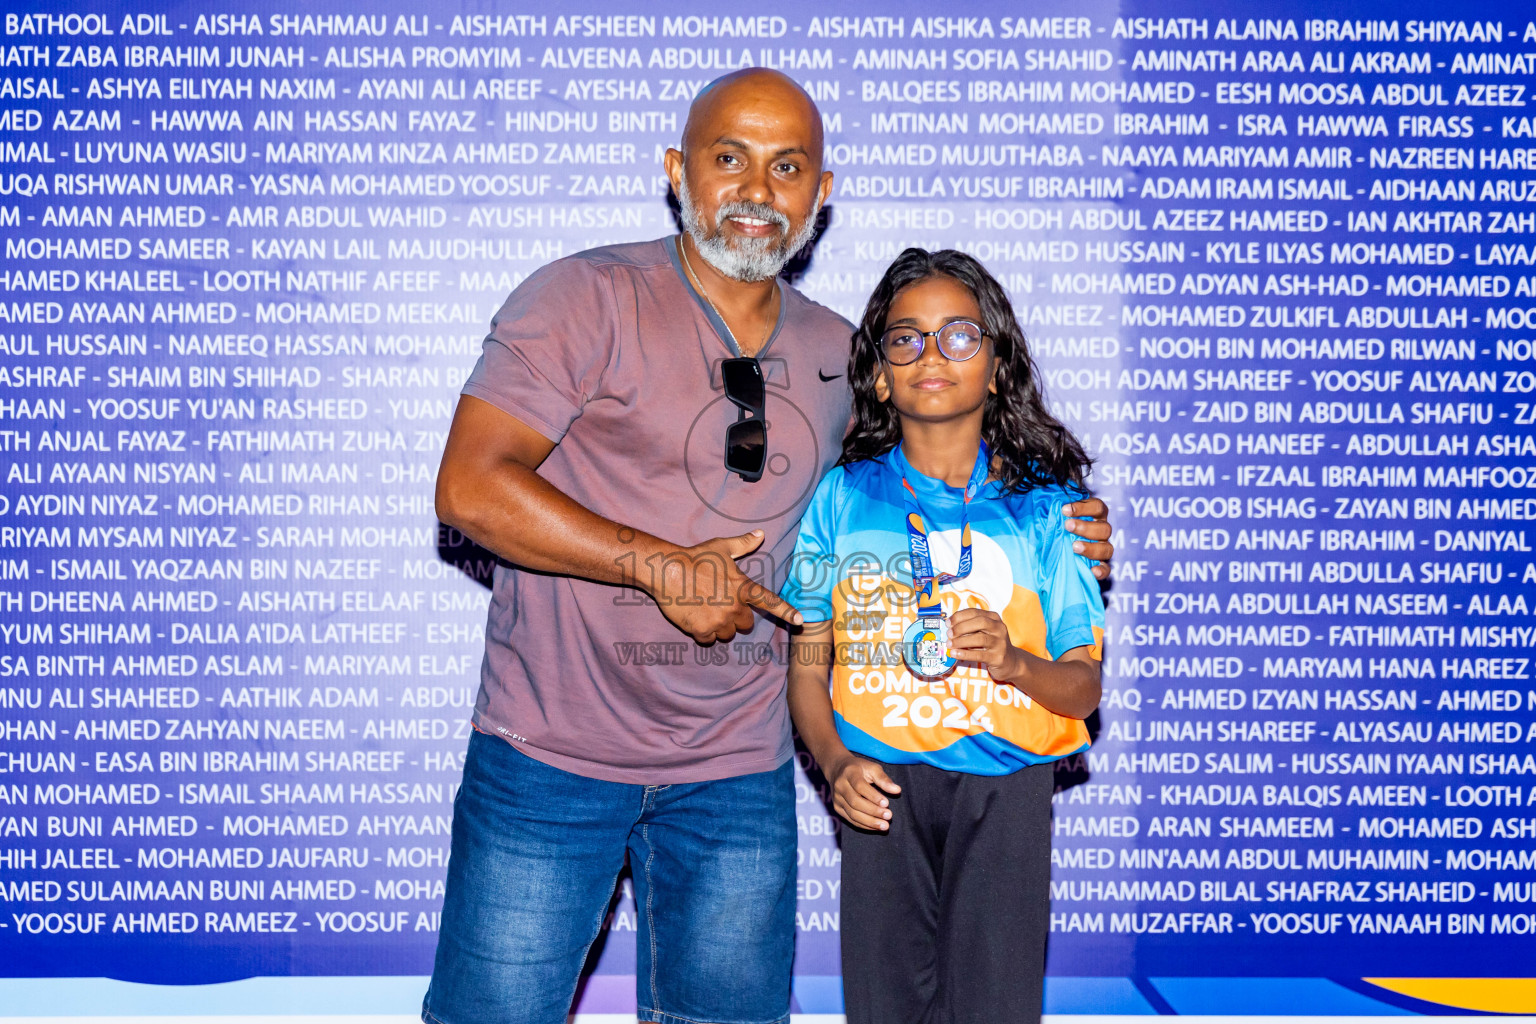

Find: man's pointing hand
648;529;803;645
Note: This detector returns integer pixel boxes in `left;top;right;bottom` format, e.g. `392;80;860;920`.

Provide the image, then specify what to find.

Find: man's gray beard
678;176;821;283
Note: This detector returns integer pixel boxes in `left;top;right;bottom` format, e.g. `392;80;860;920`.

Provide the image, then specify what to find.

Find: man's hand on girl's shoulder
1063;496;1114;580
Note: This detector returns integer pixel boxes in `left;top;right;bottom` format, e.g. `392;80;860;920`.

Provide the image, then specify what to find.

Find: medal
897;443;989;680
903;614;954;680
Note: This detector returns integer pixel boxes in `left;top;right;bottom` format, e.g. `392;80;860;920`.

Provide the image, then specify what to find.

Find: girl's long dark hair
839;248;1092;494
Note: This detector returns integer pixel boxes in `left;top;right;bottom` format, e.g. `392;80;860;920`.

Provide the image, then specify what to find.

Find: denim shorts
422;729;797;1024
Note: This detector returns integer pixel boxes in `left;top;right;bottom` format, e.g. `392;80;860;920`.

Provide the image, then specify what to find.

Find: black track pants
839;759;1054;1024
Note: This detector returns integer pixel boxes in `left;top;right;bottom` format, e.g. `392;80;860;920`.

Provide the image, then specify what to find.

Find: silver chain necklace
679;237;773;356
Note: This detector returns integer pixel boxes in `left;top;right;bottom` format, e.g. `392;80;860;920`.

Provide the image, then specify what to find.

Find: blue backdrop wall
0;0;1533;1017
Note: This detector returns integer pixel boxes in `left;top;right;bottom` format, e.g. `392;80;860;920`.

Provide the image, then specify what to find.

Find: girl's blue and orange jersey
780;446;1104;775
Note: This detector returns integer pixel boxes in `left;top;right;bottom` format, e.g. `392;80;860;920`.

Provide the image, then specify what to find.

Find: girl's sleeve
778;469;843;624
1038;490;1106;661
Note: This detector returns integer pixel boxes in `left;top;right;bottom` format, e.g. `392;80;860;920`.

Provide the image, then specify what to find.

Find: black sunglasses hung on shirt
722;357;766;483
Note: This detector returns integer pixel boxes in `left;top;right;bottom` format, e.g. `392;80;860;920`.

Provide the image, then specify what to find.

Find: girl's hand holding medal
946;607;1024;681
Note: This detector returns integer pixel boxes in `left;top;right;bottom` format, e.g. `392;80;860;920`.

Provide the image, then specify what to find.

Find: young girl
781;248;1103;1024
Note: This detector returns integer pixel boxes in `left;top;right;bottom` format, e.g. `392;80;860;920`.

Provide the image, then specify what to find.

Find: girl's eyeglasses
878;320;986;365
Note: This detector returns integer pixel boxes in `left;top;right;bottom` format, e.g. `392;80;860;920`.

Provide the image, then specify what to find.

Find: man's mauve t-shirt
460;237;854;783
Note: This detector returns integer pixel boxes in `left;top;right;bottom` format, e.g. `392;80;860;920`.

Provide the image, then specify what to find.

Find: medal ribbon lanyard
900;443;990;614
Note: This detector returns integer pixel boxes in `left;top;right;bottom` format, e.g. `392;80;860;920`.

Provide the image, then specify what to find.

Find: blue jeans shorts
422;729;797;1024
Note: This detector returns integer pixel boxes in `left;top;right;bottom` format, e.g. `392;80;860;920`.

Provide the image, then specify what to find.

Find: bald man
422;69;1114;1024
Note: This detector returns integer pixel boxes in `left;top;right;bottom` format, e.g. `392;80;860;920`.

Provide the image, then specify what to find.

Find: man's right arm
435;394;800;641
436;393;651;585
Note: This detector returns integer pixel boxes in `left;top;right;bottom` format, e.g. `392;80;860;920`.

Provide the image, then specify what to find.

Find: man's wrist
627;532;677;602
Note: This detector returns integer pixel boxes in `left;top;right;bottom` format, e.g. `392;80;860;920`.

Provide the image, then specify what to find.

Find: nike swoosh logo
818;370;843;382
